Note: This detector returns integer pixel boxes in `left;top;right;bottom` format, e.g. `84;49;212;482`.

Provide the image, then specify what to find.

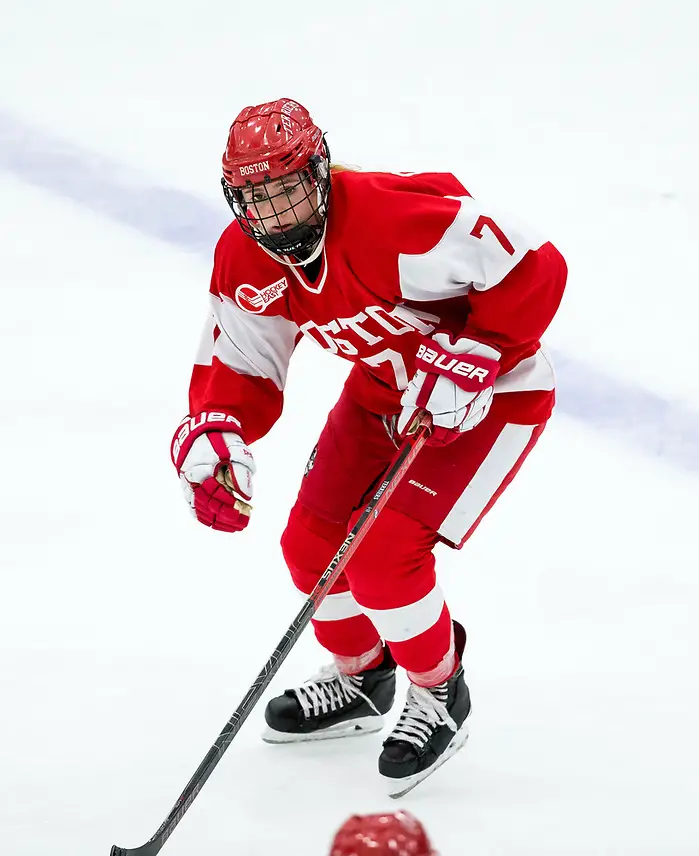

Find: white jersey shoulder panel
195;293;298;391
398;194;547;301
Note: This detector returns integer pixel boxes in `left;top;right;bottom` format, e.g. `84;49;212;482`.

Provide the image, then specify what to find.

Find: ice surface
1;2;698;854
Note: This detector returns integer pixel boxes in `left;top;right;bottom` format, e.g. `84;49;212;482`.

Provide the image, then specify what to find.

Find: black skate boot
263;646;397;743
379;621;470;797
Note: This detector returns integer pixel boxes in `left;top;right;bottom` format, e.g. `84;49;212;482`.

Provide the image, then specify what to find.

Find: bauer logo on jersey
235;277;288;314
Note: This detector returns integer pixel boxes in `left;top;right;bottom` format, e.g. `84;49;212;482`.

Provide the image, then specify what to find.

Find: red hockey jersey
188;170;567;443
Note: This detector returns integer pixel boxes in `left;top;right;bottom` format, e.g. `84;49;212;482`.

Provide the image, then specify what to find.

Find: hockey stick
110;413;431;856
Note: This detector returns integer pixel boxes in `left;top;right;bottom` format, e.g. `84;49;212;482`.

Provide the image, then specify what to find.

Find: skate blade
262;715;385;744
383;723;470;798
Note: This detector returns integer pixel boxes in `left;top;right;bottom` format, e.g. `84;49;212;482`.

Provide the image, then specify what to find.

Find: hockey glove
171;412;254;532
398;332;500;446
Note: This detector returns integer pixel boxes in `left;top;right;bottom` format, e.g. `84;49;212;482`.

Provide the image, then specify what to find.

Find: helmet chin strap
257;218;328;268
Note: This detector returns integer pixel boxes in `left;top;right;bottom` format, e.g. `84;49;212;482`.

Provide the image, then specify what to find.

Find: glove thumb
215;459;253;504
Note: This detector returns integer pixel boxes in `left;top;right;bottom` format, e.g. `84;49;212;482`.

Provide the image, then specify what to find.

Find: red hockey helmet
221;98;331;259
329;811;438;856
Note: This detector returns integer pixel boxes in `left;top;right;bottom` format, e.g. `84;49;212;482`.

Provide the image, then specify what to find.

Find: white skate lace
387;683;457;748
293;664;381;719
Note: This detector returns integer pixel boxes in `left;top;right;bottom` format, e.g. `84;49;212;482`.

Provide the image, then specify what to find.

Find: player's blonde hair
330;163;361;174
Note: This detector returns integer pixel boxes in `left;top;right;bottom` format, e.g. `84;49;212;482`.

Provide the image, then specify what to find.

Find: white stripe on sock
359;585;445;643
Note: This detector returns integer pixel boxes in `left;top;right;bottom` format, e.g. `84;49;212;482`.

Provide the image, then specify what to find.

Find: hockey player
171;98;567;795
329;811;437;855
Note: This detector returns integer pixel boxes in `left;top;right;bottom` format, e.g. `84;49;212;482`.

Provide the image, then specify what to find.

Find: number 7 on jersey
470;215;515;256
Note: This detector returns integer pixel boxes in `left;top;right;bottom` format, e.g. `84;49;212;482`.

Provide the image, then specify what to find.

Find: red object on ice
329;811;437;855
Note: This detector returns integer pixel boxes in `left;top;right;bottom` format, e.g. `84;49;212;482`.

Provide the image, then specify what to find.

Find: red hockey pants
281;387;545;686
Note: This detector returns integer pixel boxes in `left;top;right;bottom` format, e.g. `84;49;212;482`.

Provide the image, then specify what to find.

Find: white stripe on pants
438;423;537;545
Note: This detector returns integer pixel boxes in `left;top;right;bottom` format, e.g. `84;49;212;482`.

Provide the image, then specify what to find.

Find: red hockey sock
281;500;382;672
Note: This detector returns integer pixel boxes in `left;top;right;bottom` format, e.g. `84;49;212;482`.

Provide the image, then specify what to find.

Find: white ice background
1;2;698;854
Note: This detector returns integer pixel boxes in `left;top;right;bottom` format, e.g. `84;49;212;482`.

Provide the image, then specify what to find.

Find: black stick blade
110;844;160;856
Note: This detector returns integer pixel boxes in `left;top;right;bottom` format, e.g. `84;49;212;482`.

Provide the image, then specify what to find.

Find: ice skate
379;622;470;797
263;646;396;743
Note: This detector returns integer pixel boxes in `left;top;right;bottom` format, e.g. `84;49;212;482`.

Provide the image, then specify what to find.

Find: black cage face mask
222;145;331;259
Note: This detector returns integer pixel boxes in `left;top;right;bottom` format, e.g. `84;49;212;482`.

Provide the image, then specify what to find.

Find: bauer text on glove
171;411;255;532
398;333;500;445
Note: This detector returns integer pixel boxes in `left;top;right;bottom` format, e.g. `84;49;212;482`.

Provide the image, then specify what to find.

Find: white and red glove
398;332;501;445
171;411;255;533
